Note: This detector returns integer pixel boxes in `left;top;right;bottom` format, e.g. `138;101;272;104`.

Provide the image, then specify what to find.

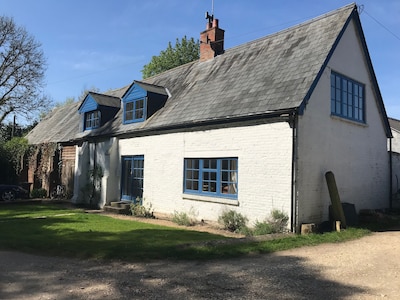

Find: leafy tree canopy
141;36;199;79
0;15;50;124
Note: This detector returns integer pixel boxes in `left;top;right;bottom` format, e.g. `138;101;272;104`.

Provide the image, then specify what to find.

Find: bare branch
0;15;48;124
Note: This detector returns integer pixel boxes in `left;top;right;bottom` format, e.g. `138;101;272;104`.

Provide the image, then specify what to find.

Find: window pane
126;111;133;121
136;99;144;109
135;109;144;119
336;101;341;113
348;103;353;118
126;102;133;111
186;159;193;169
204;160;210;168
210;159;217;169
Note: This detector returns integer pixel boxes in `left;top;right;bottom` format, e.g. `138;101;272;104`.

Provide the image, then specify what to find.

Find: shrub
268;209;289;233
172;211;196;226
253;221;275;235
130;199;154;218
251;209;289;236
218;210;248;233
31;188;47;198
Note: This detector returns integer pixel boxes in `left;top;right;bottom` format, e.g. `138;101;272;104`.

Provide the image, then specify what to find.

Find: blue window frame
331;72;365;122
124;98;145;123
184;158;238;199
84;110;100;130
121;155;144;202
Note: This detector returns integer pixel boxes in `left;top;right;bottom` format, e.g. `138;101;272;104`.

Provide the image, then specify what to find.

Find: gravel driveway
1;229;399;299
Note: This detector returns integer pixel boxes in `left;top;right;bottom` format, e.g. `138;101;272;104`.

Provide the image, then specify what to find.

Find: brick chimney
200;13;225;61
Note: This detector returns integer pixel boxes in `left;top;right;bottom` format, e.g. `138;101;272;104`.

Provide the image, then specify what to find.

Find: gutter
290;111;299;233
389;138;393;210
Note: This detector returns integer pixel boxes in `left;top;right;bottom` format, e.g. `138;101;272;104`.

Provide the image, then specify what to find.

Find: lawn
0;203;378;261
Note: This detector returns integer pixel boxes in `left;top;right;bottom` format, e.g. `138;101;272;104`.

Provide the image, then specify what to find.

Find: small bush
268;209;289;233
218;210;248;233
253;221;275;235
31;188;47;198
172;211;197;226
130;199;154;218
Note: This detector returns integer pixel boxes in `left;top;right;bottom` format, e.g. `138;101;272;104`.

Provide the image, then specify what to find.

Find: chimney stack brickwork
200;17;225;62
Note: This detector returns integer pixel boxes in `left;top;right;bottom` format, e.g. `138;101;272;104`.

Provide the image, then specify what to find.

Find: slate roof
26;85;128;144
27;3;391;142
82;3;359;138
26;101;81;144
389;118;400;132
81;4;356;136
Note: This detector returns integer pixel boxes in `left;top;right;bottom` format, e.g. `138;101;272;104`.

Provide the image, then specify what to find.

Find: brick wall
117;122;293;225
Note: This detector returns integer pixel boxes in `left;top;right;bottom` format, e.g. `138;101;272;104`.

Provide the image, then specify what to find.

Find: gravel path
1;230;399;299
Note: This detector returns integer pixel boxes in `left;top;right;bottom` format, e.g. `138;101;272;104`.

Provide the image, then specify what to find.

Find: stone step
104;204;131;215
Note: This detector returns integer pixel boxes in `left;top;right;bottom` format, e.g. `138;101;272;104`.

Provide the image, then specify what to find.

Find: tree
141;36;199;79
0;16;50;124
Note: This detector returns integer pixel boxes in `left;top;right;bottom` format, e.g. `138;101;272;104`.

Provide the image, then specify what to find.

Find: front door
121;155;144;202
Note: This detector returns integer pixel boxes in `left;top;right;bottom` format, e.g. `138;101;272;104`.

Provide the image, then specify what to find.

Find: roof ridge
89;91;120;99
224;3;356;55
134;80;166;89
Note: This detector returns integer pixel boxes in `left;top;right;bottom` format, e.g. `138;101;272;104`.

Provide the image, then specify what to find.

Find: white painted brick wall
296;19;390;225
118;122;293;226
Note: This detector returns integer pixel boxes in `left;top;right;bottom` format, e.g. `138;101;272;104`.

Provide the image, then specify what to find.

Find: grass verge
0;203;389;261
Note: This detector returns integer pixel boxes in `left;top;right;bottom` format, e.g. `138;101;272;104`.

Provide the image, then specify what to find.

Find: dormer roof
78;92;120;113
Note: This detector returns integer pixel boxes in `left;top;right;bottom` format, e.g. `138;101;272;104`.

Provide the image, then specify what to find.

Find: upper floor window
331;72;365;122
85;110;100;130
124;98;145;123
184;157;238;199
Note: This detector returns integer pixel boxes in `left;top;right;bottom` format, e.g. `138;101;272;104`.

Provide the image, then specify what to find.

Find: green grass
0;203;383;261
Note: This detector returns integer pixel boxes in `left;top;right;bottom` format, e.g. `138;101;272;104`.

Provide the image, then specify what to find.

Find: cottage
27;3;392;231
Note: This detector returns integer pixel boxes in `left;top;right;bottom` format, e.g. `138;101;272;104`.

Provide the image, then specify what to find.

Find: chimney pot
213;19;218;28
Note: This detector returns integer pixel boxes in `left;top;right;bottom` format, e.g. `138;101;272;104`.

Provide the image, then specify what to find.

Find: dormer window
78;92;121;132
85;110;101;130
122;80;168;125
124;98;145;123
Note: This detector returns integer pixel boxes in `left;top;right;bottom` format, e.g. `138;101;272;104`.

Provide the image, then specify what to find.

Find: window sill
123;119;145;125
182;193;239;206
330;114;368;127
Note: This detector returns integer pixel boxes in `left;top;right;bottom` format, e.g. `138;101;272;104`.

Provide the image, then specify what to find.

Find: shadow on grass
0;205;226;261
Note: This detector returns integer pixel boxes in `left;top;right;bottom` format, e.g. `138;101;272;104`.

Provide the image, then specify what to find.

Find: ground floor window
121;155;144;202
184;157;238;199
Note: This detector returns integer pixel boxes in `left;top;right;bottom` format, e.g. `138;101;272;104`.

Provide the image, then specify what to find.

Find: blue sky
2;0;400;120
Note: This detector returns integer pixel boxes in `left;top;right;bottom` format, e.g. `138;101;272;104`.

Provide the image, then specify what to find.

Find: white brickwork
117;123;293;226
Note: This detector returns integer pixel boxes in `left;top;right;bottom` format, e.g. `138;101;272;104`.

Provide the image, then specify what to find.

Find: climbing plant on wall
29;142;57;190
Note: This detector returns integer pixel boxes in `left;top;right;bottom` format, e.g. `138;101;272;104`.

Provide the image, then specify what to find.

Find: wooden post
335;221;341;232
325;171;347;229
